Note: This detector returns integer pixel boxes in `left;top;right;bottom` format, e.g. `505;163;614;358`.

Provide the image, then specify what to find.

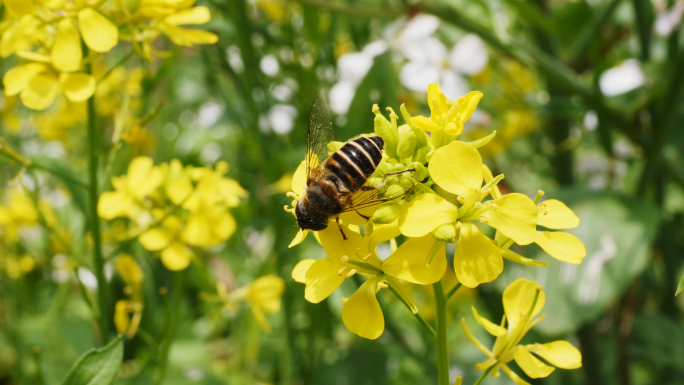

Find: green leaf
497;191;659;335
676;274;684;296
59;337;123;385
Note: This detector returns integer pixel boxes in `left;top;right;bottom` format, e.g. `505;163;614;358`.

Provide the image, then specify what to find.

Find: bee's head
295;200;328;231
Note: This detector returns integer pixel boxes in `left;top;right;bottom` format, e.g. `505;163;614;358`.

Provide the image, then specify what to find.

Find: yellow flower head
98;156;164;220
463;278;582;384
292;223;446;339
399;141;538;287
410;83;482;136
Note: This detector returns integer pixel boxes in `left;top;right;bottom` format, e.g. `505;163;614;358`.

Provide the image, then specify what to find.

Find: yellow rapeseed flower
98;156;164;220
533;198;586;264
462;278;582;384
114;254;144;338
292;223;446;339
410;83;482;136
399;141;537;287
139;214;195;271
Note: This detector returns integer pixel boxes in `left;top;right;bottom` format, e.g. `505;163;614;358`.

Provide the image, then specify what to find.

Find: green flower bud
392;163;407;172
412;127;428;150
399;175;414;189
414;147;430;164
397;131;417;159
425;151;433;163
373;161;394;178
409;162;428;181
431;223;459;243
372;202;402;224
373;104;399;159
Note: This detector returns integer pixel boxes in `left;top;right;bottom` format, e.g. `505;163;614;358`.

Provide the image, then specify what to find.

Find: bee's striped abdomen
324;136;384;192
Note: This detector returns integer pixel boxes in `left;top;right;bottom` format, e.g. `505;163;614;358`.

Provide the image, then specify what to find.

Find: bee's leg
361;168;417;191
356;211;370;220
336;216;347;240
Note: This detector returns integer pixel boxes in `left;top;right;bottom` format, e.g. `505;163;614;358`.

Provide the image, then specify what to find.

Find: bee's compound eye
295;201;328;231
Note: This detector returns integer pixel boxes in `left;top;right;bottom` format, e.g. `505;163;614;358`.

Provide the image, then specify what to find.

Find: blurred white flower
329;41;388;114
396;15;488;99
599;59;645;96
268;104;297;134
260;54;280;76
197;101;223;128
655;2;684;36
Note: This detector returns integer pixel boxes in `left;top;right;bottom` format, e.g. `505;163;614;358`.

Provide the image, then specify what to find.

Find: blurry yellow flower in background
139;214;195;271
114;254;144;338
462;279;581;384
98;156;164;220
399;141;537;287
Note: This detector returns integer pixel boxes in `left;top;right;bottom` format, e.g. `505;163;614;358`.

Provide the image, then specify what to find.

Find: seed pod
372;202;402;224
431;223;458;243
397;131;417;159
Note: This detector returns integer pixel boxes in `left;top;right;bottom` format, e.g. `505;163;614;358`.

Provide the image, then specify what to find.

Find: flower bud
372;202;402;224
399;175;413;189
373;161;394;178
413;147;430;164
412;126;428;149
409;162;428;181
425;151;433;163
327;141;344;154
373;105;399;159
397;131;417;159
431;223;458;243
392;163;407;172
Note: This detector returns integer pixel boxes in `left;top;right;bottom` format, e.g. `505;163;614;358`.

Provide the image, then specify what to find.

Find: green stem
473;366;493;385
446;283;462;301
96;49;135;85
154;272;183;385
388;284;436;337
86;73;111;343
433;282;449;385
295;0;403;18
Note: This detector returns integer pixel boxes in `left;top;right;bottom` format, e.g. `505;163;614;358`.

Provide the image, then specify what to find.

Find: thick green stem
473;366;493;385
86;84;111;343
155;272;183;385
433;282;449;385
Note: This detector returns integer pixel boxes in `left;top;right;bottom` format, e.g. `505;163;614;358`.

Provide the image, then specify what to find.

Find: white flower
599;59;645;97
329;41;388;114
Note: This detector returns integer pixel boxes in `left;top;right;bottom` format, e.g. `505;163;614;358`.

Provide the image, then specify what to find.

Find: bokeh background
1;0;684;384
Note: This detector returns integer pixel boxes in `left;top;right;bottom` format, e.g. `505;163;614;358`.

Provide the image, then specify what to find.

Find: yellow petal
251;306;271;333
366;220;401;253
456;91;483;124
503;278;546;330
162;25;218;46
319;223;369;263
292;259;316;283
534;231;586;264
501;364;532;385
288;229;308;248
453;223;502;288
514;345;555;379
52;18;82;72
398;193;459;237
60;73;95;102
160;241;193;271
248;275;285;313
537;199;580;229
139;228;172;251
461;318;493;356
427;83;448;118
20;74;58;110
481;193;537;245
382;235;446;284
471;306;506;336
97;191;135;219
165;6;211;25
16;51;51;62
127;157;163;198
182;214;213;246
114;300;131;334
291;160;307;195
166;180;193;205
213;212;237;241
482;164;502;199
531;341;582;369
78;8;119;53
304;258;345;303
429;141;483;198
341;275;385;340
3;63;46;96
412;115;442;132
5;0;34;16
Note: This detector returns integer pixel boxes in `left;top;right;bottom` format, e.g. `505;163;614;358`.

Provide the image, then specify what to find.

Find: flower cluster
1;0;218;110
287;83;586;345
98;157;247;271
0;187;39;279
463;278;582;384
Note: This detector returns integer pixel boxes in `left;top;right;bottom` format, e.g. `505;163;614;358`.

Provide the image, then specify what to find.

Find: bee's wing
307;97;334;182
341;182;414;213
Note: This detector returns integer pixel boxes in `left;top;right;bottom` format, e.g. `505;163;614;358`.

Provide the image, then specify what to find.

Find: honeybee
294;97;414;238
